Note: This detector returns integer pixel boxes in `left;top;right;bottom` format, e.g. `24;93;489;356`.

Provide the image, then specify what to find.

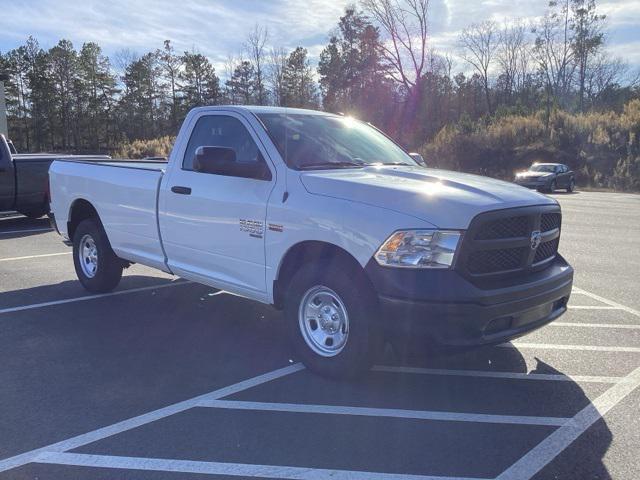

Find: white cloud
0;0;638;74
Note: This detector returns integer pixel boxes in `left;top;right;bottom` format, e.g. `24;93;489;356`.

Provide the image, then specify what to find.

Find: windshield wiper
298;161;366;170
372;162;413;166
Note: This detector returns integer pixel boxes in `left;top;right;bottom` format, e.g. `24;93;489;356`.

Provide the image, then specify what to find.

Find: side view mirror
409;152;427;167
194;146;236;173
193;146;270;180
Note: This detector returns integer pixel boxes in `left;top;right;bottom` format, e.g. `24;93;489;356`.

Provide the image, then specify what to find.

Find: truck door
0;135;16;211
159;112;275;300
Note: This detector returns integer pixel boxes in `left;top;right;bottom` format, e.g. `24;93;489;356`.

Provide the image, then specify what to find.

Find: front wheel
566;179;575;192
72;218;123;293
284;263;381;379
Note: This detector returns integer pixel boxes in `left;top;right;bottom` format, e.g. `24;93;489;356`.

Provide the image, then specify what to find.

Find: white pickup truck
49;106;573;378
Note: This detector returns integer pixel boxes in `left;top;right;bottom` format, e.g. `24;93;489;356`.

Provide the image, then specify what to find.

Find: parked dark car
0;134;110;218
514;163;575;193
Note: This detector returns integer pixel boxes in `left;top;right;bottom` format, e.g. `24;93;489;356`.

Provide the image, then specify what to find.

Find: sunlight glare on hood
421;180;447;196
341;116;357;128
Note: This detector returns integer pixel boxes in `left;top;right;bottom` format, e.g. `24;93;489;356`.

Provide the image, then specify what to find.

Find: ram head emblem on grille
530;230;542;250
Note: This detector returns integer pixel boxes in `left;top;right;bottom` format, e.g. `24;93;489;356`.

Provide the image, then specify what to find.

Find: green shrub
113;136;176;159
419;99;640;192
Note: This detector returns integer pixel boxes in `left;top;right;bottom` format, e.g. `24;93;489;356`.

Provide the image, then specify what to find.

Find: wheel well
273;241;367;309
67;199;99;240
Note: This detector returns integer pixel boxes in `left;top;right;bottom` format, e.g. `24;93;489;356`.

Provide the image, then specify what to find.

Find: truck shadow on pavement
0;280;614;479
0;215;51;239
374;339;614;479
0;275;183;312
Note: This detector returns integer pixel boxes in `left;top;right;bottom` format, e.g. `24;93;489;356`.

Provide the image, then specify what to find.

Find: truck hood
300;166;556;229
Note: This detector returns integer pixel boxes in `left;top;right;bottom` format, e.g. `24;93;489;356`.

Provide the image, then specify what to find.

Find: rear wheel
72;218;123;293
284;262;381;379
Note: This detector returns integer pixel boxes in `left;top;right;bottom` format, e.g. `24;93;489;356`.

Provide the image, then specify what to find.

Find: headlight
374;230;462;269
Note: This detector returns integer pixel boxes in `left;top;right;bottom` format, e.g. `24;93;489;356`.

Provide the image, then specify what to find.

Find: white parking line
0;281;190;316
34;452;485;480
501;342;640;353
0;227;52;235
496;365;640;480
0;363;304;473
553;322;640;330
199;399;571;426
572;287;640;318
372;365;624;384
0;252;71;262
569;306;618;310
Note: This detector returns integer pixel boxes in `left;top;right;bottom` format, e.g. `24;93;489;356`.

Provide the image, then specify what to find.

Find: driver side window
183;115;270;179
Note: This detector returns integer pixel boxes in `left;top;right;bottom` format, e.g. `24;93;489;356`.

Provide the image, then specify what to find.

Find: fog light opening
484;316;513;336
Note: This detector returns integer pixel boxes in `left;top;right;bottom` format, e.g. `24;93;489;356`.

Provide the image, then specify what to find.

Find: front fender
265;188;437;303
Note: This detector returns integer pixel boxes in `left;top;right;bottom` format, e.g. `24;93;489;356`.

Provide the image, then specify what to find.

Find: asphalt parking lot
0;190;639;480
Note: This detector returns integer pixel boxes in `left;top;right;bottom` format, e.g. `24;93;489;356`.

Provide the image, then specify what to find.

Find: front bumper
514;178;551;189
366;255;573;346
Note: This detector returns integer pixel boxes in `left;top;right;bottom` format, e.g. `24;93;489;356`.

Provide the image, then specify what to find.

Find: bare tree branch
362;0;430;90
459;20;498;113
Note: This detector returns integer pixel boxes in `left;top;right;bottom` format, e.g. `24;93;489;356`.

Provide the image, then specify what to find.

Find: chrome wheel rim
79;234;98;278
298;285;349;357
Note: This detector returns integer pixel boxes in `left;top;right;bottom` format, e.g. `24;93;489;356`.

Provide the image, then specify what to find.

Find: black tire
566;178;575;192
72;218;123;293
284;262;381;379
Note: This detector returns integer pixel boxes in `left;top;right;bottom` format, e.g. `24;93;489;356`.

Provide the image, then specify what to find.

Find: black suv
514;163;575;193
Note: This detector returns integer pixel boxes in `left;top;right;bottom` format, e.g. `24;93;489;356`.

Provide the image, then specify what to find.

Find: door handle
171;186;191;195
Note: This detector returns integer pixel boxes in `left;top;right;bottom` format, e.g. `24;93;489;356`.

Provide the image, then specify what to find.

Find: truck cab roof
188;105;337;117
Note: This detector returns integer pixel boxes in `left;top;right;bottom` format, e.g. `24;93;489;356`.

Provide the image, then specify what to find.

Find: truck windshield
256;113;416;170
530;164;556;173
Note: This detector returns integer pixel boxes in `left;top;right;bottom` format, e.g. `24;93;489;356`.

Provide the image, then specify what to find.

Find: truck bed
49;158;168;271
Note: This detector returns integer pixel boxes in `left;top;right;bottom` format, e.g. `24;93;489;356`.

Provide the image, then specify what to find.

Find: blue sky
1;0;638;75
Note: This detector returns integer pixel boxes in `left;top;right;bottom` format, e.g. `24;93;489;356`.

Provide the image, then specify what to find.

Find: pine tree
158;40;183;131
77;42;117;150
318;8;393;124
25;37;56;150
281;47;317;108
226;60;256;104
180;51;220;109
1;48;30;150
48;39;78;149
120;52;162;140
